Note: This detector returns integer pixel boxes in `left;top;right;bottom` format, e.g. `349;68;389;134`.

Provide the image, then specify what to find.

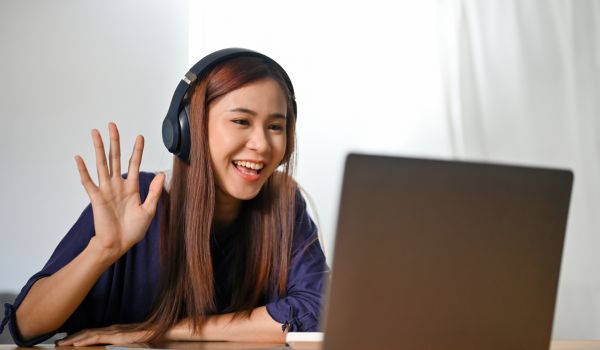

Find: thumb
142;172;165;215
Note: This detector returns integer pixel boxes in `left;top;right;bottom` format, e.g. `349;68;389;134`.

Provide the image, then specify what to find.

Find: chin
229;187;262;201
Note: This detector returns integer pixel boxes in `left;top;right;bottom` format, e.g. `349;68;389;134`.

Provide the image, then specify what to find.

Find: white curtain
441;0;600;339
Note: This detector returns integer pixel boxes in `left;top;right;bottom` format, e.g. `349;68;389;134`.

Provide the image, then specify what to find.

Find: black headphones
162;48;297;163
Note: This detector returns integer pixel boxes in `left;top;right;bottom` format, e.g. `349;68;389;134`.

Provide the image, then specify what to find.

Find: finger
56;337;72;346
92;129;110;185
58;325;125;346
127;135;144;188
68;329;108;346
57;329;88;346
74;155;99;199
142;173;165;215
73;330;124;346
108;122;122;179
74;334;103;347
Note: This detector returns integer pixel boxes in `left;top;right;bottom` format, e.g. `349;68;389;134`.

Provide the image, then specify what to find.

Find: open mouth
232;160;265;176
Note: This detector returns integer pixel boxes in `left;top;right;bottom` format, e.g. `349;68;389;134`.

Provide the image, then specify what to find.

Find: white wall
188;0;453;260
0;0;188;292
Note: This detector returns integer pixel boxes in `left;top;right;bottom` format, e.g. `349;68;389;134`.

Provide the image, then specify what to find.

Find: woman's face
208;78;288;202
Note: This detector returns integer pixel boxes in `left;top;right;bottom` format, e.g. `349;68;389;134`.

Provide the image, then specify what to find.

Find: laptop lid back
322;154;573;350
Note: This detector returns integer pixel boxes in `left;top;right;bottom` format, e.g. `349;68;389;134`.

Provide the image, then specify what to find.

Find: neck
214;188;242;228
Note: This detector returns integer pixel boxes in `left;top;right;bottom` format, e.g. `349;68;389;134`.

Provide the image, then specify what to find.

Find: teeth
234;160;264;170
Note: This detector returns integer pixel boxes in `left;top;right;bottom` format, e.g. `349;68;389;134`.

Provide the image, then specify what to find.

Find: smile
232;160;265;181
233;160;265;171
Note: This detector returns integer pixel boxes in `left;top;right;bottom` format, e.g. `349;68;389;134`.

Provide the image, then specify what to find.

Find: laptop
321;153;573;350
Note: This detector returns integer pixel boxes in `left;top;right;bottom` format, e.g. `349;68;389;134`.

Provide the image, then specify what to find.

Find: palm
91;185;145;252
75;123;165;256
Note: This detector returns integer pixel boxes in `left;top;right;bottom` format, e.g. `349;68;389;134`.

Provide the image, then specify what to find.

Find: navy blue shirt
1;172;328;346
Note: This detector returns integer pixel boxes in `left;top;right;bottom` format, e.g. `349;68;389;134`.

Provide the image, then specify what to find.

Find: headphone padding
177;105;191;162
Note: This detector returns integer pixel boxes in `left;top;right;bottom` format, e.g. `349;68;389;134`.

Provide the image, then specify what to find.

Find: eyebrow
228;107;287;120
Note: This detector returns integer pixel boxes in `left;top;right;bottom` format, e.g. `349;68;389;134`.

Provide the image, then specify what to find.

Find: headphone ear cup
177;104;192;163
162;115;179;153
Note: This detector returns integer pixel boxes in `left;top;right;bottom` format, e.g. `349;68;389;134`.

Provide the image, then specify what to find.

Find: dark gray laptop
322;154;573;350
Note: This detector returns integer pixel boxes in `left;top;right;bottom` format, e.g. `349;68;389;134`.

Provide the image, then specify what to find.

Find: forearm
165;306;285;343
15;236;120;340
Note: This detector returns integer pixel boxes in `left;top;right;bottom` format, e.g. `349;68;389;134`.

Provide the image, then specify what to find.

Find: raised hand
74;122;165;260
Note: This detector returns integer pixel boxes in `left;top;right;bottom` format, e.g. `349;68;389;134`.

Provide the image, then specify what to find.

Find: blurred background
1;0;599;339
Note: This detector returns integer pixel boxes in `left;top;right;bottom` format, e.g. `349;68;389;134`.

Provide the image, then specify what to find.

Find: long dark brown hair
140;56;298;340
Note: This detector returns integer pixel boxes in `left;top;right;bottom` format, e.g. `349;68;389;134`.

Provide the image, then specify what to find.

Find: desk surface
553;342;600;350
2;341;600;350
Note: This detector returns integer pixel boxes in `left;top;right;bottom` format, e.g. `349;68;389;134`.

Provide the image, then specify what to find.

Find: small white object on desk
285;332;323;349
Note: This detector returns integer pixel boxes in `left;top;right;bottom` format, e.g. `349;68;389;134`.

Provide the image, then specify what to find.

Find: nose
247;126;270;154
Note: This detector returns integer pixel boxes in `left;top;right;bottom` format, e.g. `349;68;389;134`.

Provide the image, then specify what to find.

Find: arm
56;306;286;346
54;191;326;346
54;230;326;347
264;192;329;332
11;123;164;343
15;237;120;340
166;306;285;343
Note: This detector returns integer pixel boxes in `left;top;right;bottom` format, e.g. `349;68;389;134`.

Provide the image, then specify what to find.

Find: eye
269;122;286;132
269;124;283;131
232;119;250;126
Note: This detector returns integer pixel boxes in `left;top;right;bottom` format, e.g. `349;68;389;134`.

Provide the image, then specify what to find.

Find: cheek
208;125;238;163
207;137;222;169
273;134;288;163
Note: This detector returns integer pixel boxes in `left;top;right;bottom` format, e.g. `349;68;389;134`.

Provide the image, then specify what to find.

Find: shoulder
138;170;157;185
293;187;315;228
293;188;310;227
292;188;321;253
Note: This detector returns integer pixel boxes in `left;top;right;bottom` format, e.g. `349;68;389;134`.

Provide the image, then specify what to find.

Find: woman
1;49;328;346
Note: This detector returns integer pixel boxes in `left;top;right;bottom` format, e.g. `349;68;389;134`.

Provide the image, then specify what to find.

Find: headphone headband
162;48;296;163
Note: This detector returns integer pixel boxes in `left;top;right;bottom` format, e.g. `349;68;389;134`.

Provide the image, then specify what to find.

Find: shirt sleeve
0;172;158;346
1;202;96;346
265;191;330;332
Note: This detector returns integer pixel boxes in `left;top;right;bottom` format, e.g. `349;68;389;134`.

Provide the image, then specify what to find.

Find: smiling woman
1;49;328;346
